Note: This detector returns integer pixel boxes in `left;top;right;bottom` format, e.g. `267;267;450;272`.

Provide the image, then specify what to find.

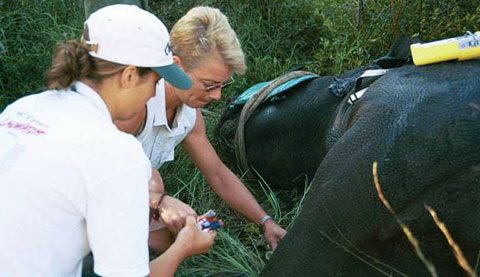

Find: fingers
158;198;198;235
170;212;196;234
197;228;216;254
180;216;217;255
264;222;287;252
186;209;198;218
166;213;186;235
185;215;197;226
160;209;183;233
269;240;278;251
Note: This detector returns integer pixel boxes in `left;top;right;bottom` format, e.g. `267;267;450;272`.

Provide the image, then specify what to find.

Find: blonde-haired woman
115;6;287;252
0;5;215;276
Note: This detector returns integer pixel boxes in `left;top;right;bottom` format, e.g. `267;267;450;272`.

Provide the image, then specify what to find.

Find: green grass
0;0;83;109
1;0;479;276
160;147;310;276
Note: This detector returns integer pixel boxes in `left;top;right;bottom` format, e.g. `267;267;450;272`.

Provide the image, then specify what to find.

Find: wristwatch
260;215;273;225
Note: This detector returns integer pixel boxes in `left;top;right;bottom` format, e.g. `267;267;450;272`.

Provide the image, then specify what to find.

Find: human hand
263;220;286;251
158;196;197;235
175;216;216;258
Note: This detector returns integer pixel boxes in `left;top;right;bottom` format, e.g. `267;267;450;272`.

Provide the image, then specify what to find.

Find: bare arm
182;110;286;249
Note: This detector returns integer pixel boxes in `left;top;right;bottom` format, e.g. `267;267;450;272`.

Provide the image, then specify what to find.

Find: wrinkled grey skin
217;60;480;276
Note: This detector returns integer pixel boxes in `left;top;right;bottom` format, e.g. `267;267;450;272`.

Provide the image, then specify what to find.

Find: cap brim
153;63;192;90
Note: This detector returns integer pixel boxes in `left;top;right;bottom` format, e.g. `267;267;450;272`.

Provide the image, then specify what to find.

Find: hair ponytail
44;40;92;90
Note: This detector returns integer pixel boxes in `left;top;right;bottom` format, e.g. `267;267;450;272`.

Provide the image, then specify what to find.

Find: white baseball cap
84;4;192;90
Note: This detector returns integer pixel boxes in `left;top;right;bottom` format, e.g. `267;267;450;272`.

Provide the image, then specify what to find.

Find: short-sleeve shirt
137;79;197;168
0;81;151;277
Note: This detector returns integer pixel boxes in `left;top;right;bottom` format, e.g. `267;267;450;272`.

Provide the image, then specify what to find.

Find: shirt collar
72;81;112;122
152;80;168;127
151;80;194;130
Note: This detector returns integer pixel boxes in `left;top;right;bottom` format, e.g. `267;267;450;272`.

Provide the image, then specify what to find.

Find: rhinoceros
216;47;480;276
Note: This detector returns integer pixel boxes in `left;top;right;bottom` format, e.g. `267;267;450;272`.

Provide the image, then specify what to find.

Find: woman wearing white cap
0;5;215;277
114;6;287;253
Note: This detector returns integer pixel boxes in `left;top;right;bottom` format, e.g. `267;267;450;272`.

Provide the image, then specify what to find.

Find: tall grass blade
425;205;477;277
373;161;437;277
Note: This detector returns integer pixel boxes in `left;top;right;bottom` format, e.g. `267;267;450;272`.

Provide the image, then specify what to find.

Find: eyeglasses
202;76;234;92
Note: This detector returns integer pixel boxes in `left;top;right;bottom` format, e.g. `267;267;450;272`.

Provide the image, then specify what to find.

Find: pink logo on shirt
0;120;46;135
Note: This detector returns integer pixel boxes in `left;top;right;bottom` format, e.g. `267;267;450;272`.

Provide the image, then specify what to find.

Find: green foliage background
1;0;479;276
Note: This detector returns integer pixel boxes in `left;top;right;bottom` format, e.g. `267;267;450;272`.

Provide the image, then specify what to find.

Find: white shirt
138;80;196;168
0;82;151;277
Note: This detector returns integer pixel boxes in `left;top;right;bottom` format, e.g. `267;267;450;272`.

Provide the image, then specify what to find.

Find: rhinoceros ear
371;35;414;68
387;34;414;59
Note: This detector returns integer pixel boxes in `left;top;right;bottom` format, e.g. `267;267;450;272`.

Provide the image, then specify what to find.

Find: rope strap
234;71;314;175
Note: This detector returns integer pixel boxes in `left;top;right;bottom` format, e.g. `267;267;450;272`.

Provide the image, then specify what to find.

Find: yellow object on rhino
410;31;480;66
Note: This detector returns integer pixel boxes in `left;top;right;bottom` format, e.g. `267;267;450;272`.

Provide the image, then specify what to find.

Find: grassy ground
1;0;479;276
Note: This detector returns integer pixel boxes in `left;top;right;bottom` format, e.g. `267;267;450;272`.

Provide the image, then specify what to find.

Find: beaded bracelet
150;191;168;221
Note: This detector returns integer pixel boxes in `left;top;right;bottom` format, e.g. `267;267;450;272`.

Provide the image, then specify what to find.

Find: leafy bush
312;0;480;75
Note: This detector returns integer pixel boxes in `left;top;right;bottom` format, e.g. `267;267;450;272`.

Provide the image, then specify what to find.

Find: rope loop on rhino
234;70;314;176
